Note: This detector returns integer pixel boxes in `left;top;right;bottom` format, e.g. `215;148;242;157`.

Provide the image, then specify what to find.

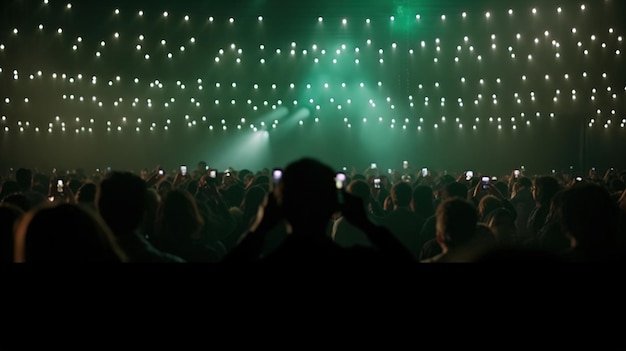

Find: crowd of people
1;159;625;263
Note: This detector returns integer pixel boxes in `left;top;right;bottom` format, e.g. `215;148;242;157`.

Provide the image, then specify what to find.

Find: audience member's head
390;182;412;208
478;195;503;222
279;158;337;231
436;198;478;250
2;193;31;212
0;181;20;200
532;176;561;206
346;180;371;206
485;208;516;245
412;185;435;216
158;189;204;242
15;168;32;191
76;183;97;205
97;172;147;235
442;182;468;200
14;203;127;262
558;183;619;256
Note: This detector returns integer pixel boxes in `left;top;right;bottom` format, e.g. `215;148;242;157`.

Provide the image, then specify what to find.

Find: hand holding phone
180;165;188;176
374;178;381;189
466;171;474;181
57;179;64;193
271;169;283;191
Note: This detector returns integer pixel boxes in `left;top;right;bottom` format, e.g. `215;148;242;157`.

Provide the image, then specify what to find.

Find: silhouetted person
534;190;571;253
332;179;381;248
417;181;468;253
97;172;184;262
381;182;425;258
7;169;46;211
421;198;482;263
14;203;127;262
528;176;561;243
76;183;97;210
153;189;220;262
559;183;623;262
510;177;534;244
225;158;414;268
412;185;435;220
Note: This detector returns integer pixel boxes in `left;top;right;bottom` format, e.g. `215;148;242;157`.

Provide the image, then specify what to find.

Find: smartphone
96;168;101;173
205;165;210;171
106;166;112;173
342;166;348;172
422;168;428;177
551;169;556;175
52;168;57;174
48;196;55;202
271;169;283;191
592;167;596;172
387;169;393;175
158;169;164;176
335;172;347;190
181;165;188;176
481;176;490;190
514;170;520;178
575;176;583;182
403;161;409;169
491;176;498;181
374;178;381;189
57;179;64;193
371;163;377;170
466;171;474;181
209;170;217;178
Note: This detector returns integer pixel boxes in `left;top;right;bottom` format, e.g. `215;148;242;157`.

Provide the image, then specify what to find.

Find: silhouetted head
443;182;468;200
14;203;126;262
279;158;337;232
436;198;478;250
532;176;561;206
97;172;147;235
559;183;618;251
391;182;412;208
15;168;32;191
494;181;509;199
485;208;516;244
241;186;267;212
478;195;502;221
1;181;20;199
517;177;532;189
0;204;23;263
76;183;97;204
158;189;204;242
412;185;434;215
346;180;371;207
2;193;30;212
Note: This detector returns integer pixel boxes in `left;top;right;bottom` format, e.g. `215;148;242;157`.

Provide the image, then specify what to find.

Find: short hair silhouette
15;168;32;191
391;182;412;207
14;203;126;262
280;158;338;230
97;172;147;234
436;198;478;248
